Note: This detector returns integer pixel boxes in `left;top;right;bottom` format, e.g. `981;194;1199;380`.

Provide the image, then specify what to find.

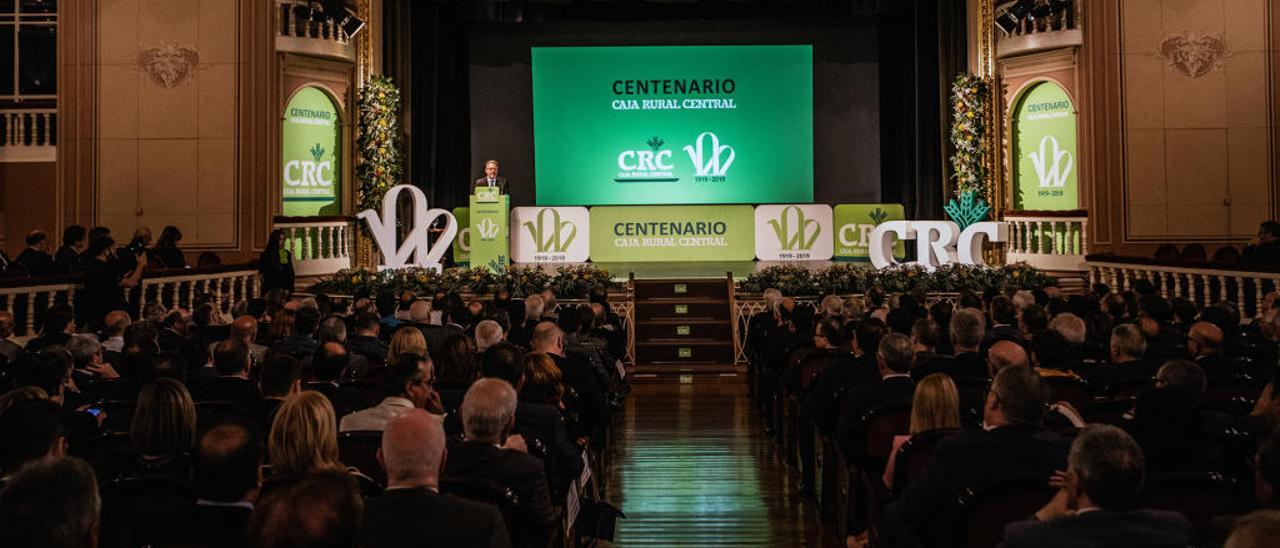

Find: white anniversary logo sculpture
356;184;458;272
869;221;1008;270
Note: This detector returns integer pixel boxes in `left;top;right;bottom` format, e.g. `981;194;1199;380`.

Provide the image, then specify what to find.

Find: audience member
347;312;389;368
127;378;197;478
181;418;262;547
248;470;362;548
0;456;99;548
836;333;917;457
340;353;437;432
882;372;961;488
0;398;66;480
14;230;55;277
362;409;511;548
53;225;87;275
387;326;427;363
1000;425;1195;547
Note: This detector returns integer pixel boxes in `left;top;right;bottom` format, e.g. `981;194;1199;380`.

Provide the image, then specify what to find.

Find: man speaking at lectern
473;159;508;194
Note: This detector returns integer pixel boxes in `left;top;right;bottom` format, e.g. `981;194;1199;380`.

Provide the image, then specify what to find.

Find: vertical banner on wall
754;205;833;261
452;207;471;265
511;207;591;263
1012;81;1077;211
833;204;906;261
282;87;342;216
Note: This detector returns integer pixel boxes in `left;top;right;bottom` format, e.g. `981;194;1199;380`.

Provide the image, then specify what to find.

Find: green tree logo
523;208;577;253
768;206;821;251
309;143;326;162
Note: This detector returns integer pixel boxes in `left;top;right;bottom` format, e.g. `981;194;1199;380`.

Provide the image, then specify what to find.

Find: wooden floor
602;377;841;547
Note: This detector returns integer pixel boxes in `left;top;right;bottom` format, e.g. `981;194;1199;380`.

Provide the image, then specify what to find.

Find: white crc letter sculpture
869;221;1008;270
356;184;458;272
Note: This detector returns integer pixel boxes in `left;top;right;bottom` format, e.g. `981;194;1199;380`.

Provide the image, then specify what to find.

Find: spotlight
339;10;366;38
995;0;1036;35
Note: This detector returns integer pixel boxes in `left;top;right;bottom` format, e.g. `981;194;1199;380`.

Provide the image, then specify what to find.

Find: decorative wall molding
134;43;202;88
1158;31;1230;78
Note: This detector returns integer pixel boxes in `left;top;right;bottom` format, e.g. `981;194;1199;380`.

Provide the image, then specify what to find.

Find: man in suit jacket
881;365;1073;547
981;296;1023;354
473;159;509;195
363;409;511;548
14;230;55;277
1000;424;1195;548
189;339;265;417
1189;321;1244;384
837;333;917;458
530;322;609;439
442;379;557;548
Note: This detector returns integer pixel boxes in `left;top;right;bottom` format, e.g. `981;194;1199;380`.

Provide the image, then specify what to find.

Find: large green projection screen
532;45;813;206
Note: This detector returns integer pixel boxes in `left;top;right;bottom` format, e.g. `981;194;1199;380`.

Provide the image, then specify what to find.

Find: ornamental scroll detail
1158;31;1230;78
135;44;201;88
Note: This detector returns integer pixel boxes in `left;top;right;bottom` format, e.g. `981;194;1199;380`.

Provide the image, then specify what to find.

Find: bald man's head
232;315;258;341
379;409;445;488
103;310;131;336
530;321;563;355
988;340;1029;376
1189;321;1224;358
0;310;13;338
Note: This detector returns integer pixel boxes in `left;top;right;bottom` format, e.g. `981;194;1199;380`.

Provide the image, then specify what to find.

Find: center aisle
602;377;841;547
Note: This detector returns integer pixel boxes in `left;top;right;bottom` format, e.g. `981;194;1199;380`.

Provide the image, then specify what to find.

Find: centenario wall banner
282;86;342;216
1012;81;1077;211
588;205;755;262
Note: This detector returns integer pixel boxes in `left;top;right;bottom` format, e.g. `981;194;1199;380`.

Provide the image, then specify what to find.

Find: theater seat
890;427;957;495
1141;472;1252;543
98;474;197;548
952;475;1055;548
337;430;386;486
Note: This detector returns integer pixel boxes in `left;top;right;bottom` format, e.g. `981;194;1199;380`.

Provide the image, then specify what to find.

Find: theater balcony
1004;209;1089;289
996;0;1083;59
0;103;56;163
275;0;356;63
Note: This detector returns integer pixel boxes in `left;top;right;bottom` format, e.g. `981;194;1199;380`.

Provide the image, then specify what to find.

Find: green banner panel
532;45;813;206
1012;81;1077;210
469;195;509;272
452;207;470;265
282;86;342;216
833;204;906;261
589;205;755;262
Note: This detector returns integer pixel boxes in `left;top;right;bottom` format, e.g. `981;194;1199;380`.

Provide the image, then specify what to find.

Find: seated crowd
0;284;627;548
751;283;1280;547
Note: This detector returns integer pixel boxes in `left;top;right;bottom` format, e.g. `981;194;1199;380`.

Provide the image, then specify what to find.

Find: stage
561;260;843;282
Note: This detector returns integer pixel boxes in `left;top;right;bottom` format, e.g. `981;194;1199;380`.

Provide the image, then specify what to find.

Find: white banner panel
510;207;591;263
753;204;833;261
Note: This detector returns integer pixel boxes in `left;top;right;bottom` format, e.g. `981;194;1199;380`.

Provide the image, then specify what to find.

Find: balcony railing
1004;210;1089;272
274;216;356;278
0;108;57;162
1086;254;1280;321
275;0;355;62
996;0;1084;58
0;264;259;338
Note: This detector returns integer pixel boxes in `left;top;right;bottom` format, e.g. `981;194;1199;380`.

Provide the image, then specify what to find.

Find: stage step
632;277;735;369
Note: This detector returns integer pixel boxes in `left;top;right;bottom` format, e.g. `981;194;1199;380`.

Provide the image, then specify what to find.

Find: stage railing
1086;254;1280;321
1004;210;1089;272
274;216;357;278
730;292;960;365
274;0;355;61
0;264;259;338
996;0;1083;58
0;108;57;163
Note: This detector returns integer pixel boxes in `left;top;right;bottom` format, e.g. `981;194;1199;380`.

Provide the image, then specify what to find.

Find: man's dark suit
53;245;81;274
515;401;584;496
1000;508;1195;548
347;334;389;368
1196;352;1244;384
881;424;1073;547
15;248;55;277
911;352;956;381
981;324;1023;354
804;353;879;435
363;486;511;548
474;176;510;195
443;441;557;548
176;503;253;548
188;376;268;424
835;375;916;457
551;352;609;438
411;322;461;360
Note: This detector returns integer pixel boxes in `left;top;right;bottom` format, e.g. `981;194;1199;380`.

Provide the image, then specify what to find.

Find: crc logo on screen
284;143;334;187
523;208;578;253
768;206;821;251
684;132;735;177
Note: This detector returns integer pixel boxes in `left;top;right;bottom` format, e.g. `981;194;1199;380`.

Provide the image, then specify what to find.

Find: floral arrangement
355;75;403;212
309;264;619;299
740;263;1052;296
948;72;993;229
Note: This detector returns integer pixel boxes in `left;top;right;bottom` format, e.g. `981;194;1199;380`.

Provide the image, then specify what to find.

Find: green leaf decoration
740;262;1051;296
943;189;992;229
645;136;665;151
309;143;325;162
868;207;888;225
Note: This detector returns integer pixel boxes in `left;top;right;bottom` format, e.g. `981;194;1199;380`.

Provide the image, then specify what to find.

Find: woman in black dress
259;229;295;294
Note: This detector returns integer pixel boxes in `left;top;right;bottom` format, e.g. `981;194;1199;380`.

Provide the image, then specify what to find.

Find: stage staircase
632;277;736;374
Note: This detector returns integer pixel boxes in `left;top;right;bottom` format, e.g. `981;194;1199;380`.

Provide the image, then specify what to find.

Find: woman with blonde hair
130;378;198;477
521;351;565;407
267;391;344;478
882;373;961;488
387;326;428;362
